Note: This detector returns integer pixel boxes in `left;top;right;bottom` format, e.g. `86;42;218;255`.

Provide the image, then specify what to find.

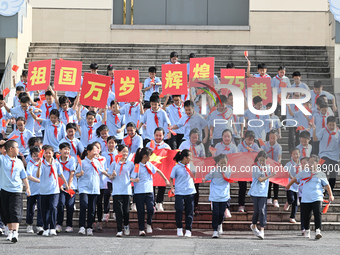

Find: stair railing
0;52;13;102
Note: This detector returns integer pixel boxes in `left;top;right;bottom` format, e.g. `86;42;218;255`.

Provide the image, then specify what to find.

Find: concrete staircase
22;43;337;231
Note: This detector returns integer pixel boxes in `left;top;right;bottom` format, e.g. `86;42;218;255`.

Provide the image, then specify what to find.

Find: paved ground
1;228;339;255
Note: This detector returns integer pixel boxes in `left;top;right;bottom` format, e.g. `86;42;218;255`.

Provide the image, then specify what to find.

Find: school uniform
296;171;329;231
205;167;231;231
41;120;66;152
13;96;20;108
237;141;260;207
108;160;134;232
194;104;210;118
215;142;238;156
40;102;58;120
271;75;291;94
120;103;141;129
107;91;116;107
59;108;77;125
316;127;340;190
231;112;244;145
131;162;157;231
244;109;267;141
265;115;281;140
8;128;34;156
254;74;271;79
122;134;143;158
106;111;125;142
142;108;171;142
144;77;161;102
314;111;333;132
75;157;102;229
34;115;43;138
310;90;334;110
176;112;208;142
166;104;185;149
286;104;300;152
59;136;84;159
101;150;117;214
56;156;76;228
10;106;37;131
96;155;110;223
81;108;103;124
26;159;43;228
0;107;8;140
78;119;102;148
16;80;34;97
102;150;118;167
291;82;309;91
170;162;196;231
0;155;27;224
209;108;233;145
40;159;63;230
296;143;312;159
285;160;301;220
248;163;270;228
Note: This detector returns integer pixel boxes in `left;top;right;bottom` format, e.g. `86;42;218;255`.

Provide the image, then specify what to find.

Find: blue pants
251;196;267;228
212;201;229;231
57;191;75;227
41;194;59;230
79;193;97;229
26;194;43;227
175;194;194;231
287;190;298;219
135;193;154;231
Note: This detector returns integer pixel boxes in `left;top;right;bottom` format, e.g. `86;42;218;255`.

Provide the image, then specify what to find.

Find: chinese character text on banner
189;57;214;87
162;64;188;95
220;69;246;95
54;60;82;91
246;78;272;105
114;70;140;102
27;59;52;91
80;73;110;108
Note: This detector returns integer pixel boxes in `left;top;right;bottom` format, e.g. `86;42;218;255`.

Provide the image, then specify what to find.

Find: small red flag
2;119;6;128
58;177;65;187
323;200;330;214
12;65;19;72
3;88;10;98
124;136;132;147
168;190;175;197
150;140;155;149
77;155;82;166
244;51;248;57
258;138;266;146
296;126;305;131
39;94;46;102
134;164;140;173
38;149;44;158
67;189;75;198
318;158;326;165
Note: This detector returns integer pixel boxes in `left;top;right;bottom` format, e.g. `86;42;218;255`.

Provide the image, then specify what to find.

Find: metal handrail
0;52;13;101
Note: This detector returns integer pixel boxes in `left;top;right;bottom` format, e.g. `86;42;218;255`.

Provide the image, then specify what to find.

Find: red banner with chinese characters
114;70;140;102
54;60;82;92
80;73;110;108
220;69;246;95
149;149;288;187
246;78;272;105
161;64;188;95
189;57;215;87
27;60;52;91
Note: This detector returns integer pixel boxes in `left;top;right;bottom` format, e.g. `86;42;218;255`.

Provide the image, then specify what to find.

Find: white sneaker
305;229;311;239
65;226;73;233
116;231;123;237
36;226;44;235
258;230;264;240
11;231;18;243
102;213;109;222
238;206;245;213
267;198;273;205
139;230;146;236
177;228;183;237
0;228;3;236
301;229;305;236
156;203;164;212
78;227;86;235
6;231;13;241
184;230;192;237
289;218;297;224
56;225;62;233
112;213;116;221
50;229;57;236
26;225;34;234
250;224;260;237
225;208;232;218
218;224;223;235
273;200;280;208
315;229;322;239
131;203;137;211
284;202;290;211
212;231;219;238
124;225;130;236
146;224;152;233
87;228;93;236
96;222;103;232
42;229;50;237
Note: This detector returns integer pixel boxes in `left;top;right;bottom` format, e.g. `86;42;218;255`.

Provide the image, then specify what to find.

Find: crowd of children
0;52;338;242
